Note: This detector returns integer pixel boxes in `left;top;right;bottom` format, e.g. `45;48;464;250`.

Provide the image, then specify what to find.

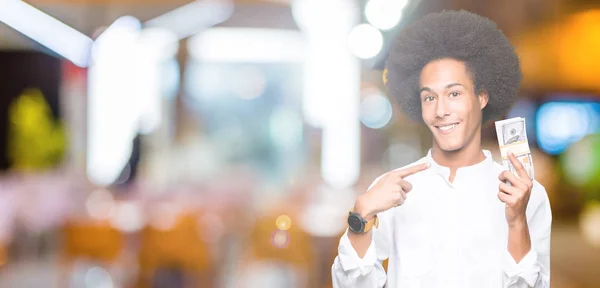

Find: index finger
392;162;431;178
507;152;529;180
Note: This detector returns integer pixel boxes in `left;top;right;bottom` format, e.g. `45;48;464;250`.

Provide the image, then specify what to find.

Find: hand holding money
495;117;535;226
498;152;533;226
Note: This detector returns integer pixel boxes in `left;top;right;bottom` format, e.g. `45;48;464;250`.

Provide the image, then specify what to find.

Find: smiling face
419;58;489;152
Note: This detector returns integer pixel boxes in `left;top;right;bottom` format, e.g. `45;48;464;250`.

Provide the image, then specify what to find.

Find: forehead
419;58;472;88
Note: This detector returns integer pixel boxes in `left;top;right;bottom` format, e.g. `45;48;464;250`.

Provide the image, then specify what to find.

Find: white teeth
438;124;458;131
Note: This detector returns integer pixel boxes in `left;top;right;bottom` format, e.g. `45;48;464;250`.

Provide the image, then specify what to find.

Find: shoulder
366;156;429;192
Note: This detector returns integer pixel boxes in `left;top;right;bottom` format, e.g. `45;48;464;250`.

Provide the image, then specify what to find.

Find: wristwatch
348;210;379;233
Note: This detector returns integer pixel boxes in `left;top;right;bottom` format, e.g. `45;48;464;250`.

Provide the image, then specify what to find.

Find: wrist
508;218;528;230
354;195;375;221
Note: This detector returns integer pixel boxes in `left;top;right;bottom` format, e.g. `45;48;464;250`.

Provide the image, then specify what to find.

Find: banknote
495;117;534;180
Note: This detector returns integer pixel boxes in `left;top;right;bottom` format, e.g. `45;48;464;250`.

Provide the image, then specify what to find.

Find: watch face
348;214;364;232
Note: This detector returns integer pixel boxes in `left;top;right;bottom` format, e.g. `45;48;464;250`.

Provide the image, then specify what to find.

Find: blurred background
0;0;599;287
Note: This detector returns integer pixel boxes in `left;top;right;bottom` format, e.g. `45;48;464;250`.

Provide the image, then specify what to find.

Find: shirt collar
425;149;494;186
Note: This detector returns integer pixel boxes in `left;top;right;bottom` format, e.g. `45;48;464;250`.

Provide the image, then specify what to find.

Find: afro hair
384;10;522;123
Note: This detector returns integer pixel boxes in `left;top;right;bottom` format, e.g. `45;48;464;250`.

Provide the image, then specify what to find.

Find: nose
435;96;450;118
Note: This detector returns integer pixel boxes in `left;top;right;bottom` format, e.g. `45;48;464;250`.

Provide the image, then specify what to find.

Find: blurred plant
560;133;600;202
7;88;66;172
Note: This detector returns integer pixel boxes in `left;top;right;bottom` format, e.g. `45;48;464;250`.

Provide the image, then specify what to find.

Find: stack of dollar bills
495;117;535;180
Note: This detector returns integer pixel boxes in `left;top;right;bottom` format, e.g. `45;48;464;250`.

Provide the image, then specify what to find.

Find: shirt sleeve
332;208;395;288
502;181;552;287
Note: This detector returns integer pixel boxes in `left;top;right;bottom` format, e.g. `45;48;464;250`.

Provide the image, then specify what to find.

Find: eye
423;95;435;102
449;91;460;97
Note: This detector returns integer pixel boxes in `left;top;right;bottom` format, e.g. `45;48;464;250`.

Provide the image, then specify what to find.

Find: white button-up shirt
332;150;551;287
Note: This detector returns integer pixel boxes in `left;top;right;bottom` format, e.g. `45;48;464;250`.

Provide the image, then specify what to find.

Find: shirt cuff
503;248;540;286
337;228;378;276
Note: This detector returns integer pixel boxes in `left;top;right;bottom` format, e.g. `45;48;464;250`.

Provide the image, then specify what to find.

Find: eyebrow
419;83;464;94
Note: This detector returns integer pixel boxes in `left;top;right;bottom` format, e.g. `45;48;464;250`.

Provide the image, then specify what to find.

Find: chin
439;144;463;152
435;138;465;152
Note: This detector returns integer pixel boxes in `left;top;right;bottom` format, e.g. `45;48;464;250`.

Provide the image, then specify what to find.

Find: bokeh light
275;215;292;231
580;202;600;248
84;266;114;288
536;102;600;154
270;230;290;249
365;0;408;30
85;189;115;220
347;24;383;59
149;202;181;231
561;134;600;188
109;202;144;233
359;93;393;129
291;0;357;36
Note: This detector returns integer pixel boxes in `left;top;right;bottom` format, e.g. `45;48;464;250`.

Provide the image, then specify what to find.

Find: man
332;10;551;288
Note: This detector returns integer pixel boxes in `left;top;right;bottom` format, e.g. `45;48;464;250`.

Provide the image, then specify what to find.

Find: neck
431;129;485;182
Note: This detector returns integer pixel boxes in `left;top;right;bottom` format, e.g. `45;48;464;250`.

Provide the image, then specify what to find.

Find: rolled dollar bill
495;117;535;180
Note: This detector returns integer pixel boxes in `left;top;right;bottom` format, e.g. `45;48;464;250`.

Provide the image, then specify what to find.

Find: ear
478;91;489;110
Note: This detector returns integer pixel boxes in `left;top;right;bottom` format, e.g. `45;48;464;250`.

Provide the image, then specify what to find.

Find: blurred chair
136;211;214;288
0;242;7;269
61;220;124;263
60;220;124;286
237;210;315;288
